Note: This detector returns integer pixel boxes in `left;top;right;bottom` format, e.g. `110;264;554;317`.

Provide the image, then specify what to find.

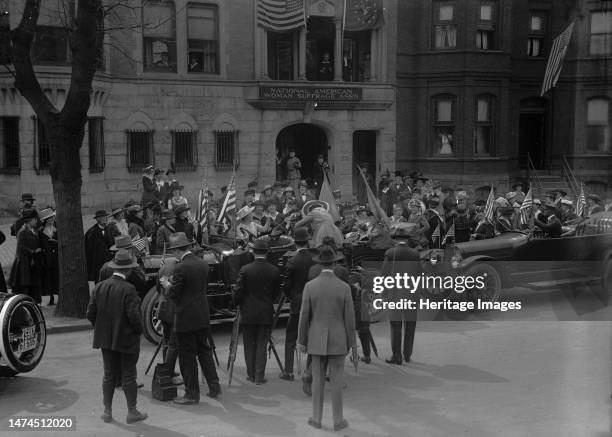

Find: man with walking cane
159;233;221;404
234;239;281;384
279;227;315;382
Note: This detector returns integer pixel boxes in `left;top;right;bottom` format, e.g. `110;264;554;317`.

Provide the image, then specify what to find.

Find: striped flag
160;242;167;268
519;187;533;225
132;234;147;253
195;181;209;228
576;182;586;218
431;224;440;239
256;0;305;32
218;172;237;232
541;21;575;96
484;186;495;222
442;223;455;245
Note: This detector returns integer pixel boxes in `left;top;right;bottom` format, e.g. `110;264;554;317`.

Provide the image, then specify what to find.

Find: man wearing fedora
382;224;421;365
98;236;147;299
141;165;157;207
174;205;195;242
11;193;37;236
86;249;147;424
156;209;177;251
534;201;562;238
587;194;604;216
159;233;220;404
280;227;315;381
85;210;114;284
234;239;281;384
297;245;355;432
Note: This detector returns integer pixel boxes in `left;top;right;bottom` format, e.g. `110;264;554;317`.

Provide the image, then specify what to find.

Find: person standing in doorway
286;149;302;193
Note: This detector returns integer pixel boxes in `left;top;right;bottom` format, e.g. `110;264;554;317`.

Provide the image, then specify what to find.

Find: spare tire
141;287;163;345
0;293;46;375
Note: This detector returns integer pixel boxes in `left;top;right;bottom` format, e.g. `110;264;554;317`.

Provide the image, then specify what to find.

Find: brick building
0;0;396;210
396;0;611;198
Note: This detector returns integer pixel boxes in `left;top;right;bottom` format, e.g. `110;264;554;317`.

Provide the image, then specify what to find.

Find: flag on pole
218;172;237;232
431;224;440;239
356;164;390;226
256;0;306;32
484;186;495;222
576;182;586;218
195;181;209;229
519;187;533;225
318;177;341;223
132;234;147;253
160;243;167;268
541;21;575;96
442;223;455;245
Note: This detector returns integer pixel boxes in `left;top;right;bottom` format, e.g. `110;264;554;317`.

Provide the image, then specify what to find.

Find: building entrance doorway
519;98;547;170
276;123;328;184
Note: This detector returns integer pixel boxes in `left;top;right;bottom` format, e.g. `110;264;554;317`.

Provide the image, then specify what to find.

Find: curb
47;323;92;335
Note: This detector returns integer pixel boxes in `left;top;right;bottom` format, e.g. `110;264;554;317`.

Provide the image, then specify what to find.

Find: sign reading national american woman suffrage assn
259;86;362;101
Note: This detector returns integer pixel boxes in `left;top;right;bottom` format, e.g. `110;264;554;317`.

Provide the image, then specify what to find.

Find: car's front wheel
463;262;502;307
141;287;163;345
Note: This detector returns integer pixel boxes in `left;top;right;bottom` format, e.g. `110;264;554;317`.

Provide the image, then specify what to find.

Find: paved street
0;320;610;437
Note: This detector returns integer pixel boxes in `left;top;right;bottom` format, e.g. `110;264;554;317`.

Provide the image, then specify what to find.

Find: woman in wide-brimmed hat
38;208;59;305
295;200;343;247
9;209;43;304
236;205;269;244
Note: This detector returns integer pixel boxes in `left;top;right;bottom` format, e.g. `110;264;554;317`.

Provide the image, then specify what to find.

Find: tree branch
11;0;58;121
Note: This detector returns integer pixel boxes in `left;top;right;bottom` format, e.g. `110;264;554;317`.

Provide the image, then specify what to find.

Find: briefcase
152;363;177;401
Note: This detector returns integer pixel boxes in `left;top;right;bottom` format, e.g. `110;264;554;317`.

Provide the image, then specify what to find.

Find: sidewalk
1;213;96;334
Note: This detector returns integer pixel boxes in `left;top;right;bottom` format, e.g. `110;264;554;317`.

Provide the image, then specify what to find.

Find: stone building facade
0;0;397;210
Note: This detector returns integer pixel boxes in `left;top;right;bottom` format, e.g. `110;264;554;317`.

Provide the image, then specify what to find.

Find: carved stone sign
259;86;362;101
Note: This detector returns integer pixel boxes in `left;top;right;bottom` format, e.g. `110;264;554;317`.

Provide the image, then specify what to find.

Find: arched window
142;0;177;72
126;114;155;172
171;121;198;171
474;94;495;155
586;98;610;153
432;94;456;155
213;114;240;171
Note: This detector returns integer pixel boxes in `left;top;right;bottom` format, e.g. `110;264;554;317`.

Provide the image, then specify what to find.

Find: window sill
0;168;21;175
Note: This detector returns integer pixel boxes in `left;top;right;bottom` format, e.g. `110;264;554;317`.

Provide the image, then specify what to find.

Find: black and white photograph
0;0;611;436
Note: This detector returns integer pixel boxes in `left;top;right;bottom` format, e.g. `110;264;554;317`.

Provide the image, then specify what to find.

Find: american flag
541;21;575;96
195;181;209;228
132;234;147;253
484;186;495;222
256;0;306;32
160;242;167;268
217;172;237;232
431;224;440;238
576;182;586;218
442;223;455;245
519;187;533;225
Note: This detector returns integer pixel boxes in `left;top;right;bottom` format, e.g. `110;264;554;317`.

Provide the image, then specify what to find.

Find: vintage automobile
0;293;46;377
420;212;612;305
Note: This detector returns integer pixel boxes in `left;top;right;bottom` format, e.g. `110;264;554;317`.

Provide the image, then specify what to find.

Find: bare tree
4;0;104;317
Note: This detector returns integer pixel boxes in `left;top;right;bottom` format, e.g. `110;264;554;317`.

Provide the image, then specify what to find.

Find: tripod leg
145;338;164;375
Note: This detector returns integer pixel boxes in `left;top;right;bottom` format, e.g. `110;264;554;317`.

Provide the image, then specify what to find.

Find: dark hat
110;235;134;251
391;223;419;240
111;207;124;217
394;170;403;177
244;189;256;196
427;196;440;207
251;238;269;253
174;204;190;215
165;168;175;176
553;189;567;197
21;209;38;220
587;194;602;203
273;181;284;189
474;199;486;207
161;209;175;220
441;186;454;193
206;190;214;197
21;193;35;202
94;209;109;219
293;227;310;244
143;165;155;173
154;168;163;176
170;182;184;191
313;245;343;263
416;175;429;182
167;232;192;250
108;249;139;269
39;208;56;222
221;185;228;192
247;180;258;188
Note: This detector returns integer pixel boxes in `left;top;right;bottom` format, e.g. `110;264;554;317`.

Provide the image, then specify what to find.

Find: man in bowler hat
86;249;147;424
234;238;281;384
159;232;220;404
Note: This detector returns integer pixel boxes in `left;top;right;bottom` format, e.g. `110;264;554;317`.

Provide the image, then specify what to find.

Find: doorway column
334;17;343;81
299;26;307;80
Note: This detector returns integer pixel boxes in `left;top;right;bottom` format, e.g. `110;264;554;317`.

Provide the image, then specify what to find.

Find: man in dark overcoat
234;238;281;384
381;224;421;364
140;165;157;206
86;249;147;424
10;193;36;236
85;210;114;283
159;232;220;404
98;236;147;299
9;209;43;303
280;228;315;381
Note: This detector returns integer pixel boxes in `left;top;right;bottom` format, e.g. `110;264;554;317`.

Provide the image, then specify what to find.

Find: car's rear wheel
141;287;163;345
464;262;502;307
